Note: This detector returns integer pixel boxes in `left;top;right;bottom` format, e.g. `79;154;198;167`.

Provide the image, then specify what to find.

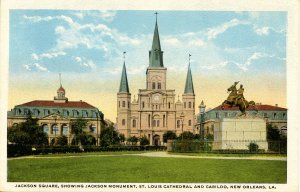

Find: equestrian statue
221;81;257;116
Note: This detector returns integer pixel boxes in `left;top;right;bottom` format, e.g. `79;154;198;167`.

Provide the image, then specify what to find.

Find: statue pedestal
213;118;268;151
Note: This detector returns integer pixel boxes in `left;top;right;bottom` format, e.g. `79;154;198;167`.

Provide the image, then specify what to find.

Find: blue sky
9;10;287;120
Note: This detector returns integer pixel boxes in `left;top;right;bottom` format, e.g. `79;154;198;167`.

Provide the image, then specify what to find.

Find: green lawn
8;155;286;183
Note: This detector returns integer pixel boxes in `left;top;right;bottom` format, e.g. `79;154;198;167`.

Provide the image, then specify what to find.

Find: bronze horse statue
221;83;257;116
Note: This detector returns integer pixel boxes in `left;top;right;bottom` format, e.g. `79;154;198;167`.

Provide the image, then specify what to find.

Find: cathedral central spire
149;12;164;68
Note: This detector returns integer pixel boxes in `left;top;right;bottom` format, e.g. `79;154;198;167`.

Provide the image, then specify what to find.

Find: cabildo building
116;17;196;145
7;82;104;145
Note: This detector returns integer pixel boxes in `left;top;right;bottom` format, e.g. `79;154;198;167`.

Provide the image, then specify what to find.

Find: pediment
41;113;69;120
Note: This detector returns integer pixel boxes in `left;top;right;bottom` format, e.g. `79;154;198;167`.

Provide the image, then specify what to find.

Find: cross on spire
154;12;158;23
123;51;126;62
189;54;191;65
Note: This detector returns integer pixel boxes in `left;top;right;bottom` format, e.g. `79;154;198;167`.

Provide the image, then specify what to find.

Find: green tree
127;136;138;145
7;115;48;146
70;118;88;145
178;131;194;140
100;124;120;147
163;131;177;143
139;136;150;146
205;134;214;141
267;123;281;141
119;133;125;144
56;135;68;146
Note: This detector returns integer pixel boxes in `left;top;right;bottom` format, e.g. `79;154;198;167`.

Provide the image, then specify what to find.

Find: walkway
8;151;287;161
134;151;287;161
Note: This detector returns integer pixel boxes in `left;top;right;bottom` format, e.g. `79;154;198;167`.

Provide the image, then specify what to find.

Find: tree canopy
7;115;48;146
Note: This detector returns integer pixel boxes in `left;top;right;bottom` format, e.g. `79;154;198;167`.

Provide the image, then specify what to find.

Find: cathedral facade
117;19;196;145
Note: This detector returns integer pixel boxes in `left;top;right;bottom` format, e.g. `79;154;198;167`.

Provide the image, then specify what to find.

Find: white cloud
100;10;117;22
74;56;97;70
200;61;229;70
207;19;249;40
31;51;66;60
23;63;49;72
163;37;180;47
255;26;270;36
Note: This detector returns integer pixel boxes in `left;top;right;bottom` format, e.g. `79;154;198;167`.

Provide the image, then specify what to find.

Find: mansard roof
16;100;97;109
211;104;287;111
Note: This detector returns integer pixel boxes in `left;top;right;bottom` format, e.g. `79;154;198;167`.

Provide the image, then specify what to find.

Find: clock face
153;94;160;102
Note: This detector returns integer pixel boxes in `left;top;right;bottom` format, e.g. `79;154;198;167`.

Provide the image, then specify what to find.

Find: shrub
139;136;150;146
248;142;259;153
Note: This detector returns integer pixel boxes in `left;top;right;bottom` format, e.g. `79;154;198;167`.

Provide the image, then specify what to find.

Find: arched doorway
153;135;160;146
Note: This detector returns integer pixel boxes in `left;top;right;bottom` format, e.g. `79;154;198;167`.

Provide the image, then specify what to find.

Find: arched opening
62;124;69;136
153;135;160;146
42;124;49;135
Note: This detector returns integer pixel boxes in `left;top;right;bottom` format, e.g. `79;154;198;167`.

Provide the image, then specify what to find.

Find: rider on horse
235;84;245;105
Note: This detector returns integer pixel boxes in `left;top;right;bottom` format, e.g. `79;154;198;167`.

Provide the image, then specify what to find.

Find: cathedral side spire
184;54;195;94
149;12;164;68
119;52;130;93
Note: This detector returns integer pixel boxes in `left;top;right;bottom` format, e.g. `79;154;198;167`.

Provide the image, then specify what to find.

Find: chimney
275;104;278;107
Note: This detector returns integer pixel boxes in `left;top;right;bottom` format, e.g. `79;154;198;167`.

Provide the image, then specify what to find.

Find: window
128;102;130;108
62;125;69;135
42;124;49;135
92;111;97;118
148;114;151;127
157;120;160;127
273;113;277;119
177;120;180;128
133;119;136;128
73;110;79;117
193;102;194;108
225;112;228;117
119;101;120;107
158;82;161;89
168;102;170;109
155;51;158;60
16;108;21;115
82;110;88;117
52;125;59;135
90;125;96;134
216;112;219;119
122;101;125;107
283;113;286;119
188;120;192;126
63;110;69;117
189;102;191;108
152;120;156;127
163;115;165;127
122;119;126;126
184;102;186;108
152;82;156;89
44;109;50;116
142;102;145;108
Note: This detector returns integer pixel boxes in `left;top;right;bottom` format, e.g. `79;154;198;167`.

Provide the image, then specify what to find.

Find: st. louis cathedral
117;17;195;145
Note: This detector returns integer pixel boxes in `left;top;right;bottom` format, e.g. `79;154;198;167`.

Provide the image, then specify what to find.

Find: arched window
52;124;59;135
157;120;160;127
122;101;125;107
122;119;126;126
90;125;96;134
42;124;49;135
62;125;69;135
188;102;191;108
168;102;171;109
188;120;192;126
273;113;277;119
133;119;136;128
177;120;180;128
82;110;88;117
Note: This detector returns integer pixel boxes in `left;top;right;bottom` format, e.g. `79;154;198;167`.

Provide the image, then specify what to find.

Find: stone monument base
213;118;268;151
